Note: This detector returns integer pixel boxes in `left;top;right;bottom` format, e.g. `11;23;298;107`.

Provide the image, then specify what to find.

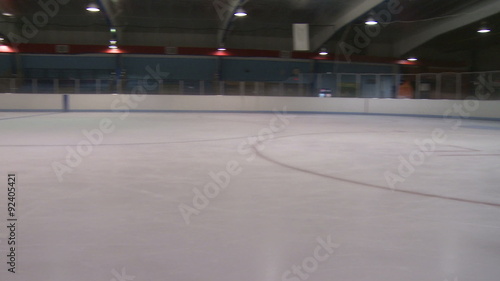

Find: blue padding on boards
63;94;69;112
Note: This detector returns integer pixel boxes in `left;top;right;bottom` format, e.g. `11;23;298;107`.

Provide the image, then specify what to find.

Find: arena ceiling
0;0;499;61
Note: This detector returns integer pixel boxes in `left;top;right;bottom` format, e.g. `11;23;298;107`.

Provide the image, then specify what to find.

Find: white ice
0;111;499;281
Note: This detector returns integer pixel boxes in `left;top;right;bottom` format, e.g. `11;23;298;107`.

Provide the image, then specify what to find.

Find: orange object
398;81;414;98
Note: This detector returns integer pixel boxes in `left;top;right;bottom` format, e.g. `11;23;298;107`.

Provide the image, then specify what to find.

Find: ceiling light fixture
86;3;100;12
477;22;491;33
234;7;247;17
2;12;14;17
365;16;378;25
319;48;328;56
110;40;117;45
109;45;118;49
217;43;226;51
477;28;491;33
110;27;117;33
407;57;418;62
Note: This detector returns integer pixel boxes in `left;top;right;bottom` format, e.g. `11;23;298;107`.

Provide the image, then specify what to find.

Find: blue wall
21;54;117;79
21;55;116;70
16;54;397;82
122;56;217;80
317;61;395;74
221;59;311;81
0;54;13;77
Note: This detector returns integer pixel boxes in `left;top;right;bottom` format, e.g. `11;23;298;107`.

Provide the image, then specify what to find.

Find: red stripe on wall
5;43;466;69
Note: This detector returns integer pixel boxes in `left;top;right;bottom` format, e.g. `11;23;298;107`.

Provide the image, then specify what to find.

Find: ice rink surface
0;111;500;281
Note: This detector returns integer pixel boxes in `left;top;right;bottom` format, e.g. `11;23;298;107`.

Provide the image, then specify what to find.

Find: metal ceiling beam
394;0;500;57
0;17;21;46
0;1;18;43
310;0;385;51
98;0;124;42
216;0;247;47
